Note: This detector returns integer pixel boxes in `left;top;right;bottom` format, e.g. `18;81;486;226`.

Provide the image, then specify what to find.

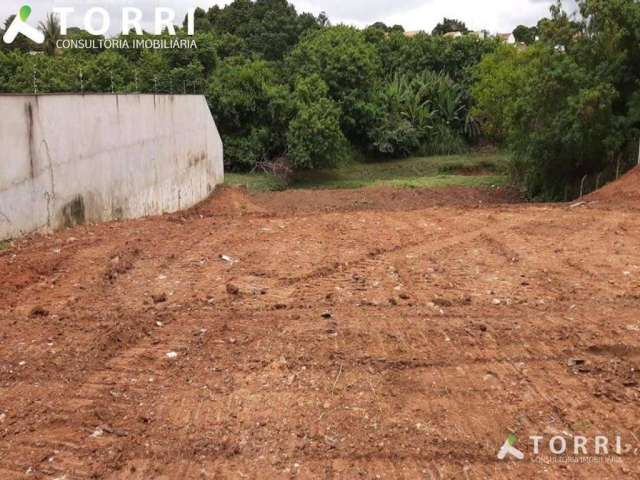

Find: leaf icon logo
19;5;32;22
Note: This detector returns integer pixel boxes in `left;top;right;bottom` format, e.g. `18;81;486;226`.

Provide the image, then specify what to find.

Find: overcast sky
1;0;578;35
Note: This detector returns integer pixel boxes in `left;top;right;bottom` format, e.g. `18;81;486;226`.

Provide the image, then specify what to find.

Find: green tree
83;51;134;92
432;18;469;36
2;52;78;93
39;12;62;56
288;75;348;169
207;57;291;169
369;22;389;31
471;45;534;141
288;26;381;143
369;71;471;157
537;1;582;52
199;0;321;60
472;0;640;198
387;33;499;83
368;73;428;157
473;44;620;199
513;25;538;44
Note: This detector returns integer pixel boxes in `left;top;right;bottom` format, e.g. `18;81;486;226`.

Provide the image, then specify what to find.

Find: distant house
470;31;490;40
497;33;516;44
444;31;464;39
403;30;421;38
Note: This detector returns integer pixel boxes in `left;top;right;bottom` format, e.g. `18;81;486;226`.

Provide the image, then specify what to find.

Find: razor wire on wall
21;63;206;96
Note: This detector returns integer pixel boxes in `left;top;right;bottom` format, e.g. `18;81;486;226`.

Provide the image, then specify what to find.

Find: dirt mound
192;185;267;216
586;166;640;204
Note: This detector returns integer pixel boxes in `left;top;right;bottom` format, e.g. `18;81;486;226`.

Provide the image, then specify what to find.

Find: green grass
224;152;510;192
224;172;288;192
290;173;506;190
0;240;10;252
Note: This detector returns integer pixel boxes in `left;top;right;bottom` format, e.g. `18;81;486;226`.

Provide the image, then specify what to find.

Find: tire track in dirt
2;189;640;478
0;218;246;478
24;213;280;477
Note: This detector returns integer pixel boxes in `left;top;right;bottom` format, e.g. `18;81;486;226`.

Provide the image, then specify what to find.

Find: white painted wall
0;94;223;240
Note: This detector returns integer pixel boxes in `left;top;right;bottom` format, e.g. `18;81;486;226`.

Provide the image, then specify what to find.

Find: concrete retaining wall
0;94;223;240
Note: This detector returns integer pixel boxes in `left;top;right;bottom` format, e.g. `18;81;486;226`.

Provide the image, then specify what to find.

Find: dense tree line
473;0;640;199
1;0;638;200
0;0;497;172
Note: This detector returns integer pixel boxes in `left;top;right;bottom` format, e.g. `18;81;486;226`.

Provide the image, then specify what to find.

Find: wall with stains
0;94;223;240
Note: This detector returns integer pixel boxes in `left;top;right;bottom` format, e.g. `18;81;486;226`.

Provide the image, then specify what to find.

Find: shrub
473;44;620;199
287;76;348;169
368;71;471;157
207;57;292;170
424;124;467;156
288;26;381;143
368;74;430;157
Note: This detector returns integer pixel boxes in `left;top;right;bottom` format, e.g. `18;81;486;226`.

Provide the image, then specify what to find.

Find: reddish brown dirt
1;184;640;479
586;166;640;204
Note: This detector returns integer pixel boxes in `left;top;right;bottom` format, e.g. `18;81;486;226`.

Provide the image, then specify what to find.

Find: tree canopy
432;18;469;36
513;25;538;44
473;0;640;199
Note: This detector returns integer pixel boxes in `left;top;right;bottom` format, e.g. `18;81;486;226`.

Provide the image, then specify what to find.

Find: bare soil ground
1;180;640;479
586;165;640;204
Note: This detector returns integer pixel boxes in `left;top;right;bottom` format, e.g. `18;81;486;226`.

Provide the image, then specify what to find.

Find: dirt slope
586;166;640;204
1;185;639;479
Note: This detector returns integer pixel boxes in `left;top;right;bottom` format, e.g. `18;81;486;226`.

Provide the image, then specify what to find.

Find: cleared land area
1;169;640;478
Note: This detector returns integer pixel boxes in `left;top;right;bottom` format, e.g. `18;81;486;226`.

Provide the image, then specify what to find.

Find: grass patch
292;152;509;190
224;152;510;192
289;174;506;190
224;172;288;192
0;240;10;252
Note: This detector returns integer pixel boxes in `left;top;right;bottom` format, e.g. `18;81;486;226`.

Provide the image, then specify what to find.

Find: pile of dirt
191;185;267;217
586;166;640;204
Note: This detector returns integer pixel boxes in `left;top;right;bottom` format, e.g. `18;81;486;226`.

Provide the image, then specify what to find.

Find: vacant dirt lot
1;179;639;479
